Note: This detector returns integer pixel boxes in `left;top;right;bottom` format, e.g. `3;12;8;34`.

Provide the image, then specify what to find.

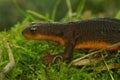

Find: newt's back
67;18;120;50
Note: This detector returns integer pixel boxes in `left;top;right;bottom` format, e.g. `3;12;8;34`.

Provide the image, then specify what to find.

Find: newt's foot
41;53;70;65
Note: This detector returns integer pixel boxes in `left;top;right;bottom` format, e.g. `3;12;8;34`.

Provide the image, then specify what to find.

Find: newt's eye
30;26;37;32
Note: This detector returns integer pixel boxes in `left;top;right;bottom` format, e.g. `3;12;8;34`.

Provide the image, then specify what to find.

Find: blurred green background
0;0;120;31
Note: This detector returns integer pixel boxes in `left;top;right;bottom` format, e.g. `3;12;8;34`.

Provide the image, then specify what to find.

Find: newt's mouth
22;33;33;40
22;28;33;40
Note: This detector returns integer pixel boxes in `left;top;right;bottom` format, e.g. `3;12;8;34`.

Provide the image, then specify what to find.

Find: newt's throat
23;33;65;45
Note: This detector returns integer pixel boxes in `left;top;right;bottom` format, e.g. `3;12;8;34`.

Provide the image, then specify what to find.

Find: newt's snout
22;22;38;36
22;27;27;36
22;27;31;40
22;24;43;40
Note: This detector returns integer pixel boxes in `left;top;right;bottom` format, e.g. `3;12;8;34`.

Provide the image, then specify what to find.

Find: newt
22;18;120;64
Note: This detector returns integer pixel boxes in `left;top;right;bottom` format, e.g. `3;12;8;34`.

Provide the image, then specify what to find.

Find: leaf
115;11;120;19
76;0;86;18
27;10;53;22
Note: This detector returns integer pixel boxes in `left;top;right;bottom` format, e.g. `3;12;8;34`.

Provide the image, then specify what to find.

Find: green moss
1;1;120;79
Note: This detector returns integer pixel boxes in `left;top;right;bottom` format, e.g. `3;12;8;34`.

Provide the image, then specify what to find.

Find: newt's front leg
42;42;75;65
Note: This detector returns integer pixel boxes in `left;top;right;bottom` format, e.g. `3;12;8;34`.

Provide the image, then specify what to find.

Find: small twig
71;42;120;64
95;63;120;72
0;43;15;80
101;53;114;80
72;58;103;66
0;50;2;63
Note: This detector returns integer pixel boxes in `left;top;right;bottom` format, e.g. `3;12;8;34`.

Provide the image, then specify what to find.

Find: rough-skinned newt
22;18;120;64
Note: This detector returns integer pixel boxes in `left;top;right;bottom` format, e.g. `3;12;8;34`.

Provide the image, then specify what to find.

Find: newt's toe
41;53;64;65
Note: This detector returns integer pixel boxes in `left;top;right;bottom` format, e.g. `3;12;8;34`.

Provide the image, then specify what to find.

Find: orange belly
75;41;119;51
23;33;119;51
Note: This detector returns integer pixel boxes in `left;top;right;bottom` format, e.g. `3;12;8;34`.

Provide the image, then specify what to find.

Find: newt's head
22;22;45;40
22;22;65;45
